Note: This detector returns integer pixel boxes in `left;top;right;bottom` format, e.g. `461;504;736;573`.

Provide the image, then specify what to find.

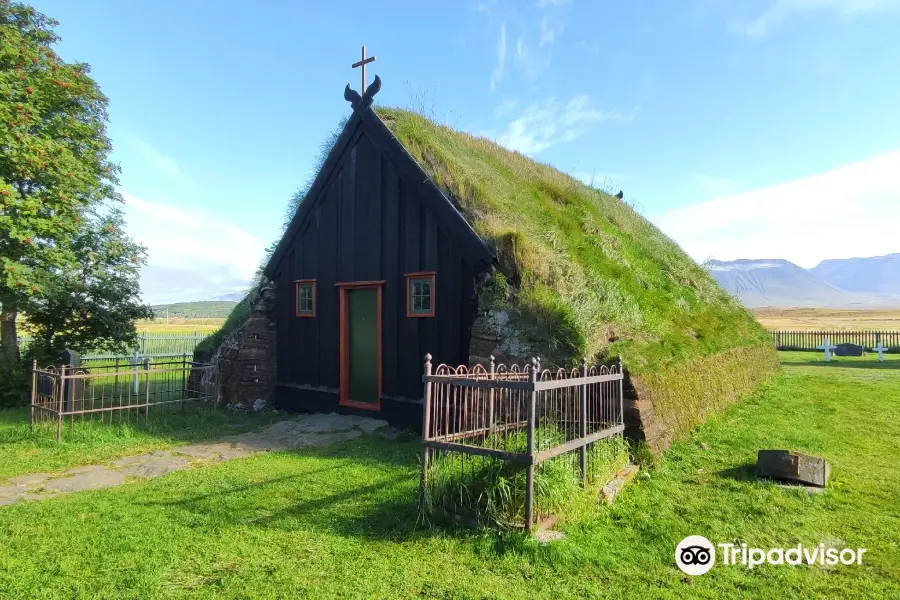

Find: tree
22;208;153;360
0;2;124;362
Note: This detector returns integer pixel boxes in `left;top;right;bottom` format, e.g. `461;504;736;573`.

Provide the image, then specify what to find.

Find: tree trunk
1;309;20;364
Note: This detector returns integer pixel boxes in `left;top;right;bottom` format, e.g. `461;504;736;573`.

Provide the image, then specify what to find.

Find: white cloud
741;0;900;37
131;139;193;185
511;33;552;82
653;150;900;267
122;193;267;303
539;16;564;46
490;96;638;154
490;22;507;91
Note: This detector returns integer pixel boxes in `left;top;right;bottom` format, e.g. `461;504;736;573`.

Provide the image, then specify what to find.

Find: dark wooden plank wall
272;130;478;402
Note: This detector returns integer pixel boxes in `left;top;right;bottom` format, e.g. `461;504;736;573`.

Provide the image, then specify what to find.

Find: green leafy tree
22;208;153;360
0;2;124;362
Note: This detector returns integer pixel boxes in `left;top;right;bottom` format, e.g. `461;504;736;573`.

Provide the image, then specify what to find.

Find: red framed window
295;279;317;317
405;272;436;318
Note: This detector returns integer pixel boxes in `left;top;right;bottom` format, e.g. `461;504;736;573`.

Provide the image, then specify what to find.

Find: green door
347;288;379;405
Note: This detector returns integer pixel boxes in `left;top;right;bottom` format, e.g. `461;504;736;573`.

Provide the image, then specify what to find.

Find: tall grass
378;107;769;371
632;343;781;452
424;427;629;528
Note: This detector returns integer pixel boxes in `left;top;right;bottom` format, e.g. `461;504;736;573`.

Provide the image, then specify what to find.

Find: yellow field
752;308;900;331
135;318;226;334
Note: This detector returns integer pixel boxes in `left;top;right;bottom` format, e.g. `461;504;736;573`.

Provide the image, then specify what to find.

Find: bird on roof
615;190;624;200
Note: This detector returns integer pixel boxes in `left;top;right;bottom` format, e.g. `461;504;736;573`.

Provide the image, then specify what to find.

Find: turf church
264;48;495;426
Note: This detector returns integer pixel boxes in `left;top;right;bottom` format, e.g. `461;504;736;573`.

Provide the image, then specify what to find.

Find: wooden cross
352;45;376;94
816;337;838;362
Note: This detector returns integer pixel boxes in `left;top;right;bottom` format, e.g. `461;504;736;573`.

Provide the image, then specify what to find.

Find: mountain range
706;254;900;308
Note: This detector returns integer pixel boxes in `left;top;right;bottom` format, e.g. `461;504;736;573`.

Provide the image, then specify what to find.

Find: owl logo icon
675;536;716;575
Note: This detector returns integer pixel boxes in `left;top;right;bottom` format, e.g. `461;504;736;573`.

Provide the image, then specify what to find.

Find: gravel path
0;413;390;507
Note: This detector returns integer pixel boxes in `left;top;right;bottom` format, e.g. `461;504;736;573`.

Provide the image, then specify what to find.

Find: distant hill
812;254;900;296
705;258;900;308
150;301;238;319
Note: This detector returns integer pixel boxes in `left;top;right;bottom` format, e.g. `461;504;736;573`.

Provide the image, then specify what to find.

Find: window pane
409;277;433;314
298;284;314;314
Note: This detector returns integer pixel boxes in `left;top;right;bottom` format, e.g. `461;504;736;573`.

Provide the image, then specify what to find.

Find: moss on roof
377;107;769;373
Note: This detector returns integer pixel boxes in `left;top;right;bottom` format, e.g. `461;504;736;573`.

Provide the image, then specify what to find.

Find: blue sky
32;0;900;303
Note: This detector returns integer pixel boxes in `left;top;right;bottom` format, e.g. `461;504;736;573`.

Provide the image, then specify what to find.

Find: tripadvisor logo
675;536;716;575
675;536;867;575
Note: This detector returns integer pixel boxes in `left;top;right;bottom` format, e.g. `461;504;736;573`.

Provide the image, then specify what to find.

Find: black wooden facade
264;95;494;427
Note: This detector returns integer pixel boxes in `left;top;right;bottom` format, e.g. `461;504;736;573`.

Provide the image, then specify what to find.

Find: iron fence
419;354;625;532
30;359;217;442
769;330;900;352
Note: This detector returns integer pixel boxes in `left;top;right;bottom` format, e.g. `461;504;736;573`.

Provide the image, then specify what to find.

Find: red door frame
336;280;384;411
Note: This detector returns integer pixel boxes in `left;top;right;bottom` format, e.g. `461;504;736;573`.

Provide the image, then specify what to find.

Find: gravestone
757;450;830;488
873;341;888;362
60;348;81;367
833;343;864;357
59;348;82;413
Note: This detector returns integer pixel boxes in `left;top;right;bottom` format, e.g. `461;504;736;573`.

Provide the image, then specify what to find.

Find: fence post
182;353;187;395
30;360;37;434
194;330;199;351
525;357;538;533
618;355;625;428
132;350;140;395
57;365;65;443
488;355;496;428
144;357;152;419
113;357;119;405
419;354;433;514
141;330;147;355
579;356;588;485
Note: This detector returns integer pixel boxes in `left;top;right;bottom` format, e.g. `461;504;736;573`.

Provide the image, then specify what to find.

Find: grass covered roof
376;107;769;373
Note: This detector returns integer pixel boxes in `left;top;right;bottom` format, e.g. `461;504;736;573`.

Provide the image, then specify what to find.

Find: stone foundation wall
191;279;277;410
468;311;534;368
468;315;520;367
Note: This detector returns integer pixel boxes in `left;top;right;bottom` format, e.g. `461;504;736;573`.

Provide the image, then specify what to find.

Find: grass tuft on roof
377;107;769;373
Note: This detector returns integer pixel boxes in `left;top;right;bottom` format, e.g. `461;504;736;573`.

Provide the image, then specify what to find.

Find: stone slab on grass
757;450;830;488
601;464;639;505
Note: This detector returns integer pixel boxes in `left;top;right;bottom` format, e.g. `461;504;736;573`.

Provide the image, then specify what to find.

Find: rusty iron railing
419;354;625;531
31;359;217;442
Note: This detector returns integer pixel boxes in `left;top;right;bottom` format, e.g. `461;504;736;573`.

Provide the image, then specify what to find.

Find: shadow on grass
136;439;436;543
716;462;758;482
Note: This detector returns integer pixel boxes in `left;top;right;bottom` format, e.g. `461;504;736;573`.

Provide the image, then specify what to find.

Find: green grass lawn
0;405;282;482
0;352;898;599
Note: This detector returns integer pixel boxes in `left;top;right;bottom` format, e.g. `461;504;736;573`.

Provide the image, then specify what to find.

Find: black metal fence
769;330;900;352
31;359;217;442
419;355;625;532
